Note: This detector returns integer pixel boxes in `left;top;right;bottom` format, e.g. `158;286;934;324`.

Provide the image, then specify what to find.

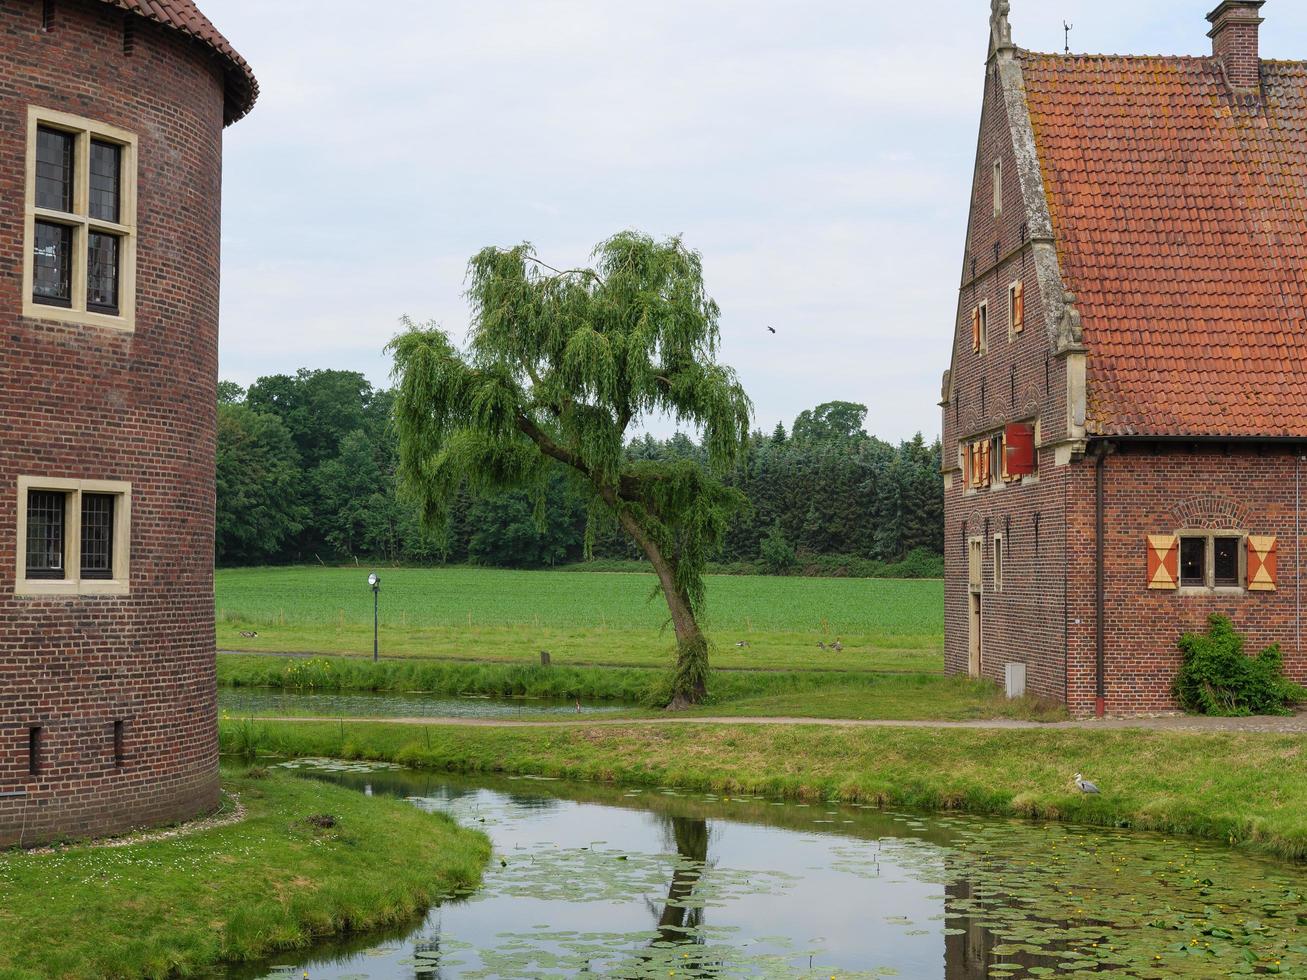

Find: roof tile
1021;54;1307;438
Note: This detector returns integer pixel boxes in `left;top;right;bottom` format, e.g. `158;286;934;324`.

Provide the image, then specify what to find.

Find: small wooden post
539;650;551;667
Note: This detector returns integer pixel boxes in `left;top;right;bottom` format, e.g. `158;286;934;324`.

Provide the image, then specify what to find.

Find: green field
216;566;944;672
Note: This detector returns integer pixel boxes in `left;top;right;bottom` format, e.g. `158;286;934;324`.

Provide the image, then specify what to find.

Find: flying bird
1074;772;1101;794
766;325;776;334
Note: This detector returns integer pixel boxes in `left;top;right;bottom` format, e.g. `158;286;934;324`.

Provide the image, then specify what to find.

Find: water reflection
232;764;1307;979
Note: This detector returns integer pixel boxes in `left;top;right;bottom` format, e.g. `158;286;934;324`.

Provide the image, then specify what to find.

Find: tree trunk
614;509;708;708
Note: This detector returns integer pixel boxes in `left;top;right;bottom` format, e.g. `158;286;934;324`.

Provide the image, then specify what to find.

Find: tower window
993;160;1003;217
24;108;137;330
16;477;132;596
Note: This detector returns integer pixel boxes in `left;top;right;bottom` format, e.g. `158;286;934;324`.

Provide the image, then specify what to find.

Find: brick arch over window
1172;494;1250;530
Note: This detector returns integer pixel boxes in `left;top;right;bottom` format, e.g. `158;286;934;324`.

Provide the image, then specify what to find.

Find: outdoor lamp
368;573;380;661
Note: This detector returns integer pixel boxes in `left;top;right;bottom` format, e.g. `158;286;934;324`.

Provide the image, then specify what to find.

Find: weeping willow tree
389;232;752;706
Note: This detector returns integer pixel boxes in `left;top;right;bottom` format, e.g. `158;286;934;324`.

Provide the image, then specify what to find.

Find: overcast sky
213;0;1307;442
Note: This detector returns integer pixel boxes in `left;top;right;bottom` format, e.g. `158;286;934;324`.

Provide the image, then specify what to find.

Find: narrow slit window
993;160;1003;217
25;490;67;579
978;302;989;354
112;720;125;767
28;727;42;776
80;493;116;579
35;127;74;212
993;536;1004;591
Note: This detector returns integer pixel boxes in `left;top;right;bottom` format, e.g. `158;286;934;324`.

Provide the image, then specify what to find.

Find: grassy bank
216;654;1065;721
215;566;944;670
221;719;1307;862
0;769;488;979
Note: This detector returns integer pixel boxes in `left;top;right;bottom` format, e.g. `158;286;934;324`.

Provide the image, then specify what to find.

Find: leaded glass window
33;221;72;306
87;232;120;312
25;490;67;580
35;127;73;212
1180;537;1206;588
89;140;121;223
80;493;116;579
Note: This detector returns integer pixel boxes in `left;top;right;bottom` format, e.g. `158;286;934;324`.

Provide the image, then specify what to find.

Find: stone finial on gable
990;0;1014;57
1055;291;1086;353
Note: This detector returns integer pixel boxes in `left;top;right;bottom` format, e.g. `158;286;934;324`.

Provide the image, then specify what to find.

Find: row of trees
216;372;943;570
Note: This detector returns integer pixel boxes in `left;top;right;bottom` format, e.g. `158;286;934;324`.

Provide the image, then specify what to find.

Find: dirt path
246;712;1307;734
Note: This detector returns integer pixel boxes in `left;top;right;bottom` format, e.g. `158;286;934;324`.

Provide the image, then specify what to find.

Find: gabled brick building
0;0;255;845
942;1;1306;716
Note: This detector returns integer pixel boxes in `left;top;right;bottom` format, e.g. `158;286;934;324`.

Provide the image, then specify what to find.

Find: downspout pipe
1094;443;1112;717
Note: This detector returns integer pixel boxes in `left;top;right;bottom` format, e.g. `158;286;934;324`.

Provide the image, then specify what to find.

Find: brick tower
0;0;256;845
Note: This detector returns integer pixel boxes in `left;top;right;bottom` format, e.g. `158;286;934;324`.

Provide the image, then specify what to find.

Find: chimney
1207;1;1265;91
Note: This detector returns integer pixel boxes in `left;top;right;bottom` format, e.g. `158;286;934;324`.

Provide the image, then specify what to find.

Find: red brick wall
943;54;1073;705
0;0;226;846
1065;445;1307;717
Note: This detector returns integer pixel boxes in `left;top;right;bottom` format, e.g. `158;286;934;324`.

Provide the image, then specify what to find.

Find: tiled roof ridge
96;0;257;124
1019;49;1307;71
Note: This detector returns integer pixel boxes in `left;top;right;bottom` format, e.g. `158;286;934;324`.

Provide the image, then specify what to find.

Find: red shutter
971;308;981;353
1248;536;1277;591
1004;423;1036;476
1013;281;1025;333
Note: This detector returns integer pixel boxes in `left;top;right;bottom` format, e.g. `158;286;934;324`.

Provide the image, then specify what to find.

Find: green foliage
215;368;944;572
389;233;754;703
791;400;868;445
215;403;306;564
1174;614;1307;716
758;519;797;574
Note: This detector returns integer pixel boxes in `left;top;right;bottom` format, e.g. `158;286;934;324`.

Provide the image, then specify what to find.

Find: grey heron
1074;773;1101;794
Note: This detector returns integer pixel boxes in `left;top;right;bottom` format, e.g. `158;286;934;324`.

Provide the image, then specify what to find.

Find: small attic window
993;160;1003;218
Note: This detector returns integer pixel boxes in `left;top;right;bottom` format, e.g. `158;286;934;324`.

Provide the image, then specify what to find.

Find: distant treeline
216;370;944;575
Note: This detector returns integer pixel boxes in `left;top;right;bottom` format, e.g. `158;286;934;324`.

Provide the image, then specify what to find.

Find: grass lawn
0;769;488;980
217;653;1065;721
223;719;1307;863
215;566;944;672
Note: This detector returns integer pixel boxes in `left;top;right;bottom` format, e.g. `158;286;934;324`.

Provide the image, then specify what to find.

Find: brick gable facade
942;2;1307;716
0;0;251;846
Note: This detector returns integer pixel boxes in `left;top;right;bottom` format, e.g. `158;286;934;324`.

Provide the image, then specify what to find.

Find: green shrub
758;520;797;575
1173;614;1307;716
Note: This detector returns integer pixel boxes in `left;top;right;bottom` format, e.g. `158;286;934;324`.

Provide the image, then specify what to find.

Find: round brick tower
0;0;255;846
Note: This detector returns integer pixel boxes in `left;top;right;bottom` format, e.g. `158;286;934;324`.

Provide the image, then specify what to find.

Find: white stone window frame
978;300;989;356
22;106;138;333
993;159;1003;218
1176;530;1246;595
992;533;1004;592
15;476;132;597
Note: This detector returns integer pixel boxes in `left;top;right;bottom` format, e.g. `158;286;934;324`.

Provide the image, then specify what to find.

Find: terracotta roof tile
99;0;256;124
1021;53;1307;438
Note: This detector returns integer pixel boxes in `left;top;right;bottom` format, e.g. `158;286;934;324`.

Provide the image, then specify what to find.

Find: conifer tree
389;232;751;706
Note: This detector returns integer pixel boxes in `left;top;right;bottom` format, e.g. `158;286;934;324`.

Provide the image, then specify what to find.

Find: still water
218;688;627;719
233;761;1306;979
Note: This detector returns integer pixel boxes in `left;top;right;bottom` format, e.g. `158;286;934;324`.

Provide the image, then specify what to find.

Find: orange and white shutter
971;308;981;353
1147;535;1179;590
1247;536;1277;592
1012;281;1025;333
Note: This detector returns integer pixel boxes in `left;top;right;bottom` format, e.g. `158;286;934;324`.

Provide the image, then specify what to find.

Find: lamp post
368;572;381;662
